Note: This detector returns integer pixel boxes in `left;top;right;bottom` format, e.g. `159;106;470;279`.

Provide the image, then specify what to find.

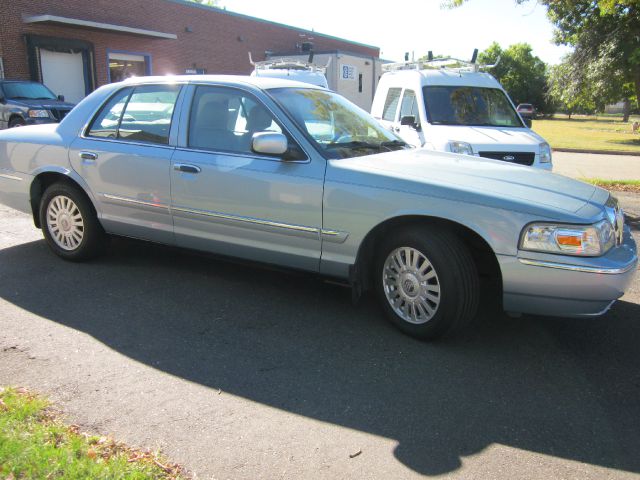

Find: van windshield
424;86;523;128
269;87;407;159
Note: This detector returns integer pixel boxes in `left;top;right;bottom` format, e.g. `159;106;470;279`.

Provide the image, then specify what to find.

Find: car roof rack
382;49;500;73
249;52;330;73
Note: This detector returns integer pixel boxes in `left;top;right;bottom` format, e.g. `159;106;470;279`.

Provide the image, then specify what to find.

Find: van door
397;89;424;147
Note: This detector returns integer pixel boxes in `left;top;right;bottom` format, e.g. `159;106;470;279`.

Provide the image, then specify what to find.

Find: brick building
0;0;379;104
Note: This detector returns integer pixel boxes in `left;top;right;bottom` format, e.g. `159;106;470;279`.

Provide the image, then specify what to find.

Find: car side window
87;85;180;145
87;88;132;139
399;89;419;121
188;86;304;159
117;85;180;145
382;88;402;121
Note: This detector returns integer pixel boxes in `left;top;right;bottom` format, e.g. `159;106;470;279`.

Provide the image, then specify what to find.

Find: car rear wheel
375;226;479;340
39;182;106;261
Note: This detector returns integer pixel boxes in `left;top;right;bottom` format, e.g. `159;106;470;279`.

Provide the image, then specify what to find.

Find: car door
69;84;183;244
397;89;424;147
169;84;324;271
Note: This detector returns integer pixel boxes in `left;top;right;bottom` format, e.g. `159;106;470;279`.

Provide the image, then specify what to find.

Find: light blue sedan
0;76;636;339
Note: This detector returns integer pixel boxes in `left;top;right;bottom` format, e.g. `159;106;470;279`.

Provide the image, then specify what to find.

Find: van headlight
520;220;616;256
448;141;474;155
539;142;552;163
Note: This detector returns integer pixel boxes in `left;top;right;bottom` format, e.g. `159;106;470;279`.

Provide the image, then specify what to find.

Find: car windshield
269;87;407;159
424;86;523;128
2;82;57;100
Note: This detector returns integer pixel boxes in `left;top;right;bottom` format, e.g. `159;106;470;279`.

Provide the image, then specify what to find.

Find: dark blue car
0;80;75;129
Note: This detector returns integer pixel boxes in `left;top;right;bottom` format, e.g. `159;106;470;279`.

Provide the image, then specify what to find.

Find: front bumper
500;226;638;317
24;117;58;126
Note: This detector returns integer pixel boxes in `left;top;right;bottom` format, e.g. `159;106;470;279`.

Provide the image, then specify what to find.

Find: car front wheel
39;182;106;261
8;117;26;128
375;226;479;340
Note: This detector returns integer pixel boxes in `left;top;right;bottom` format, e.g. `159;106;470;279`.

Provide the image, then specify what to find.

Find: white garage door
40;49;86;104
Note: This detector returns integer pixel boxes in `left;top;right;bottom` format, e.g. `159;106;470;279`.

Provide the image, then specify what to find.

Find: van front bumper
500;226;638;317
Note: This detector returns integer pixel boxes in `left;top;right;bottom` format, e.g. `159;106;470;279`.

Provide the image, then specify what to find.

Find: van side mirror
57;94;65;102
252;132;288;156
400;115;420;131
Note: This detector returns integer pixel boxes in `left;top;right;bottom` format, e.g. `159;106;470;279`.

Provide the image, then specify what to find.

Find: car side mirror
400;115;420;131
252;132;288;156
57;94;65;102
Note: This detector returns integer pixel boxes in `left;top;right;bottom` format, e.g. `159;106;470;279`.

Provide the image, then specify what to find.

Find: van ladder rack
248;52;330;73
382;50;499;74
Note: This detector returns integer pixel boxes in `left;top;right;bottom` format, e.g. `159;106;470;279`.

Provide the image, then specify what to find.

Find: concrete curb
553;148;640;157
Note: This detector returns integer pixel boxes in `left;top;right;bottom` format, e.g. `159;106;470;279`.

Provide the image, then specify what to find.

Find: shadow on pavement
1;237;639;476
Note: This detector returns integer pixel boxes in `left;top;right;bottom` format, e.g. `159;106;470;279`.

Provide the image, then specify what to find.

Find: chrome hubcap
46;195;84;251
382;247;441;324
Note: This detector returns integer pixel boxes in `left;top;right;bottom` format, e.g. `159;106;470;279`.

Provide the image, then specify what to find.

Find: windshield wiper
325;141;381;150
8;96;29;100
380;140;409;151
325;140;408;152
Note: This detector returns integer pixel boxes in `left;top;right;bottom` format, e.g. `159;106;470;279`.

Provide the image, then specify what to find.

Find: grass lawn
0;387;187;479
581;178;640;194
532;115;640;154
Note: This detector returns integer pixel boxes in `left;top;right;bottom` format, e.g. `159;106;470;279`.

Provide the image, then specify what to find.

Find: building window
108;52;151;83
0;57;4;79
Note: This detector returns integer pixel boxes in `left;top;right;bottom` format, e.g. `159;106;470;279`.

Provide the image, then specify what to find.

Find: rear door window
382;88;402;121
87;84;181;145
87;88;132;139
117;85;180;144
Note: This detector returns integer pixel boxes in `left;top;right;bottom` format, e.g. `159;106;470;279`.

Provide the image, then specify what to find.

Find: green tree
478;42;548;112
546;60;596;118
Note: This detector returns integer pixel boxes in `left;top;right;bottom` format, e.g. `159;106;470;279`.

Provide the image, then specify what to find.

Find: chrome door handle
80;151;98;162
174;163;201;174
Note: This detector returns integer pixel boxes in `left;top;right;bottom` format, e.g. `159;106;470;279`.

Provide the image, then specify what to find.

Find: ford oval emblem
503;155;515;161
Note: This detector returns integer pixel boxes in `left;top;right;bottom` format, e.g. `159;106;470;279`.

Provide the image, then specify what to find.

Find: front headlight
539;142;552;163
28;109;50;118
448;141;474;155
520;220;616;256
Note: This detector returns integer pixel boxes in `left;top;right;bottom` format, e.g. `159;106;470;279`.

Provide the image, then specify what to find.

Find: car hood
430;125;543;150
328;148;606;219
8;98;75;109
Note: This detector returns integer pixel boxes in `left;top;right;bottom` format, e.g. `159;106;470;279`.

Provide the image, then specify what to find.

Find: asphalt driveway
1;203;639;479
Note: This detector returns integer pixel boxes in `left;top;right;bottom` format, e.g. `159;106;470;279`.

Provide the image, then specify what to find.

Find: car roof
381;69;503;89
119;74;324;91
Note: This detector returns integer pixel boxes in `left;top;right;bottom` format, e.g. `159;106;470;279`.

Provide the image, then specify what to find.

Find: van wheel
39;183;106;261
375;226;479;340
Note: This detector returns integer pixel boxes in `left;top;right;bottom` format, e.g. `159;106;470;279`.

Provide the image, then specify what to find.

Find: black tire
8;116;26;128
39;182;106;261
374;226;479;340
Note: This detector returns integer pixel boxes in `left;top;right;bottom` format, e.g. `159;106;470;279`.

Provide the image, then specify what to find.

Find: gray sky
221;0;572;64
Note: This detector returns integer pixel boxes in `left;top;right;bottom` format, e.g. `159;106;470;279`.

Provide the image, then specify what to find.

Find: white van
371;59;552;169
249;54;329;89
